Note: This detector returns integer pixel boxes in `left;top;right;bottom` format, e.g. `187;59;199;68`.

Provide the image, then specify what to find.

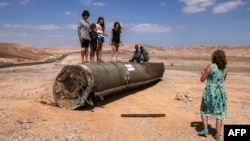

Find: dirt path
0;52;249;141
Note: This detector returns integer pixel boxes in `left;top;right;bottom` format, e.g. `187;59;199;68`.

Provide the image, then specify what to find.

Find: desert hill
0;42;250;66
0;43;57;64
43;46;79;54
0;43;52;59
122;44;250;57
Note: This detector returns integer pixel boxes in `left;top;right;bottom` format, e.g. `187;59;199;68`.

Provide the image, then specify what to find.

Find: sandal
97;59;104;63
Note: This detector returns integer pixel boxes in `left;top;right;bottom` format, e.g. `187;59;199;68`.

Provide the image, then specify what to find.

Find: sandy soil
0;44;249;141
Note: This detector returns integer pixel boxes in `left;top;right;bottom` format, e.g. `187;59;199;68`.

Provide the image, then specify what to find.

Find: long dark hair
212;49;227;70
97;17;105;32
113;22;122;32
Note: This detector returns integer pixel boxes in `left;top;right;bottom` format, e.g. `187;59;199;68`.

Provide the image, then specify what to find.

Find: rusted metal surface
53;62;165;110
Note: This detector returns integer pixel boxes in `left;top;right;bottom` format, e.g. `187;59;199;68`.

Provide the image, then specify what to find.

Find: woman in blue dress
198;49;228;141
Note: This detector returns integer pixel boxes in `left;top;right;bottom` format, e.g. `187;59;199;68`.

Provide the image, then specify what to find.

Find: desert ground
0;43;249;141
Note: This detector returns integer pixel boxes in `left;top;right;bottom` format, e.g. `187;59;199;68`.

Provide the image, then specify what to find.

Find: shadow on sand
78;80;162;112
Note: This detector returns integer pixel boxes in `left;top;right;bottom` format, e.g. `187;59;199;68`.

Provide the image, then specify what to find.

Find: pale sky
0;0;249;48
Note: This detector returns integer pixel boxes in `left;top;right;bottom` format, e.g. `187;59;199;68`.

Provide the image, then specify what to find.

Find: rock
175;93;192;102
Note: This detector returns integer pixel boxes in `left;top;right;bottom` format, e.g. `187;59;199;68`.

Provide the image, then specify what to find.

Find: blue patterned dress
200;63;227;120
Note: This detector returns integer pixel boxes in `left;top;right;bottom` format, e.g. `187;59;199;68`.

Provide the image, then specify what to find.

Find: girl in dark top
110;22;122;62
89;23;98;63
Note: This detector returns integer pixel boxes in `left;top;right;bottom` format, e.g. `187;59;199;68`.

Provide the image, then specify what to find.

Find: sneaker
214;135;220;141
197;129;208;136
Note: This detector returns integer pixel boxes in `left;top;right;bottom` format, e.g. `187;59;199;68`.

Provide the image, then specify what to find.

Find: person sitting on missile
129;45;141;62
140;46;149;62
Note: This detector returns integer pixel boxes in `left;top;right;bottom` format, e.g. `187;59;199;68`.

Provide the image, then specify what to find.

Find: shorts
98;36;105;44
91;44;97;52
81;39;90;48
112;41;120;47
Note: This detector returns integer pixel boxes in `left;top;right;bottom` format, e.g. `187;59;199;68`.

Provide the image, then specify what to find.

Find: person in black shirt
110;22;122;62
89;23;98;63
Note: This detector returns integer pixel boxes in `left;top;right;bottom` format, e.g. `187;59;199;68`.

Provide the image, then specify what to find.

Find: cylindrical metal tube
53;62;165;109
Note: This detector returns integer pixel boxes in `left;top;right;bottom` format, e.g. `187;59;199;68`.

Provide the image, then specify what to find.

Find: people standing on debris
77;10;90;63
96;17;108;62
110;22;122;62
198;49;228;141
129;45;141;62
140;46;149;62
89;23;98;63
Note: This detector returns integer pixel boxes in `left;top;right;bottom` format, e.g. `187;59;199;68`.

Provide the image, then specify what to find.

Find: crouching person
140;46;149;62
129;45;141;62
